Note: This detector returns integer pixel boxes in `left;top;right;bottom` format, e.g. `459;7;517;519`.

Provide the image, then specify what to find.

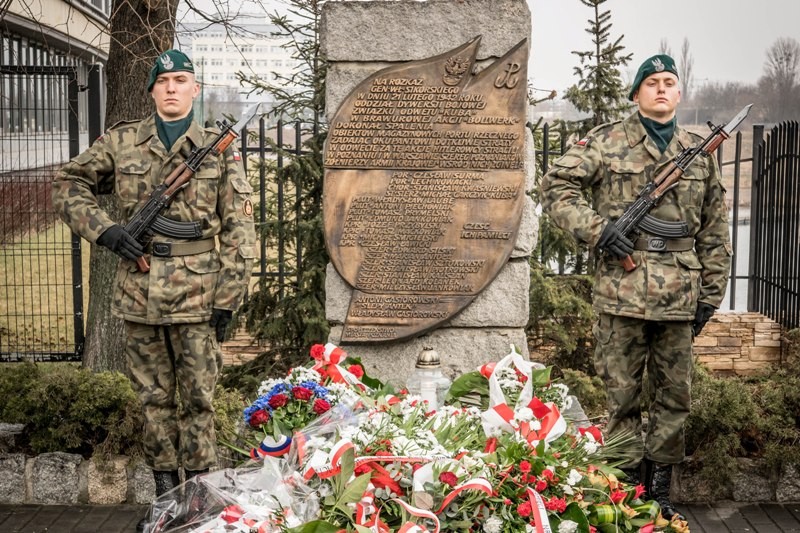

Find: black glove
96;225;144;261
596;221;634;260
210;308;233;342
692;302;716;337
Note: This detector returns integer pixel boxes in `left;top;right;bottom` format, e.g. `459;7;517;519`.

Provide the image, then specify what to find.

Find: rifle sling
633;237;694;252
145;238;216;258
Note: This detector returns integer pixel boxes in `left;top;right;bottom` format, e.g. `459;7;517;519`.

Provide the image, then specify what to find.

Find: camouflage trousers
125;321;222;471
593;313;693;467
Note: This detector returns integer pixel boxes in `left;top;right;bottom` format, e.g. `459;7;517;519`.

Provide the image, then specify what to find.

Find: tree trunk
82;0;179;372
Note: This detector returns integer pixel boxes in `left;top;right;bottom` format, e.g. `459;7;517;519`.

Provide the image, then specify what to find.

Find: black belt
633;237;694;252
145;238;216;257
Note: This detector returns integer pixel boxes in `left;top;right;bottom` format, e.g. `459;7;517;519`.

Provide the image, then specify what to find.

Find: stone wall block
329;326;528;387
0;453;26;504
447;259;529;327
776;463;800;502
128;458;156;505
30;452;82;504
511;195;538;259
672;458;732;502
731;458;774;502
88;455;129;504
321;0;531;63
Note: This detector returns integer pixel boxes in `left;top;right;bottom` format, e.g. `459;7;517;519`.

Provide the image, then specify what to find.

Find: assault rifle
613;104;752;272
125;103;260;272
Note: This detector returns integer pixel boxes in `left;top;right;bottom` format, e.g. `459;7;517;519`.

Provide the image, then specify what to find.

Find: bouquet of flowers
146;344;690;533
236;344;370;460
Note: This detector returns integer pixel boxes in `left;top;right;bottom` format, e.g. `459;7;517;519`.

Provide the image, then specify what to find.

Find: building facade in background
1;0;109;147
179;21;302;125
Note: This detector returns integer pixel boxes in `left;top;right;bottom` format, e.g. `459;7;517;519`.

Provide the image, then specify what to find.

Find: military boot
136;470;180;533
645;461;685;521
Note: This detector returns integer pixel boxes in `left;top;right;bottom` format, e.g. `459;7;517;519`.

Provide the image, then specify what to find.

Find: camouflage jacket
541;112;732;321
52;114;256;325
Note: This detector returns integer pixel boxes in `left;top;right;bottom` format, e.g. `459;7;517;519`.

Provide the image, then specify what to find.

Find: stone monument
322;0;536;385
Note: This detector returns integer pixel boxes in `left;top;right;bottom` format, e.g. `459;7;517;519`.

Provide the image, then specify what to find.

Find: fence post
747;125;764;312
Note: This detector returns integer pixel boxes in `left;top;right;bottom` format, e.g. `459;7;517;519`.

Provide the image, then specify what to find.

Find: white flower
561;484;574;495
515;407;534;422
566;469;582;486
558;520;579;533
483;515;503;533
583;440;599;455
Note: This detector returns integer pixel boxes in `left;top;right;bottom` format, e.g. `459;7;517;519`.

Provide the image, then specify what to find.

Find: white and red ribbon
525;488;553;533
311;343;366;388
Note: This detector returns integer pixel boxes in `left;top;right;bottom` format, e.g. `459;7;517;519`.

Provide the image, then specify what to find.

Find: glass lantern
406;346;452;410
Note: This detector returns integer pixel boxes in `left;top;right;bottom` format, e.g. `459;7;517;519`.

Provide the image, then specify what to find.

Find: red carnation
610;489;627;504
248;409;270;428
438;471;458;487
292;386;313;401
544;496;567;513
535;479;547;492
519;460;532;473
348;364;364;379
483;437;498;453
268;394;288;408
516;501;532;518
542;469;555;481
310;344;325;359
313;398;331;414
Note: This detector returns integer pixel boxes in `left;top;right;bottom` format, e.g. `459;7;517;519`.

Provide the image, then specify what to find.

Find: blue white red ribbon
249;434;292;460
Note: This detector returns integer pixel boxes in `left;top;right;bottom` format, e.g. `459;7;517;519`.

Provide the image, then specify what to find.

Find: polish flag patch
233;151;241;161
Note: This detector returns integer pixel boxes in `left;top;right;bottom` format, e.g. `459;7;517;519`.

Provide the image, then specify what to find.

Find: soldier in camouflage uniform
541;54;732;521
52;50;256;527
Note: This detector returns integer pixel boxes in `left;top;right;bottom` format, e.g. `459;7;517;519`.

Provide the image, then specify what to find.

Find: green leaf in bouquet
445;371;489;408
336;471;371;509
529;366;552;388
560;502;591;532
342;355;385;390
282;517;331;533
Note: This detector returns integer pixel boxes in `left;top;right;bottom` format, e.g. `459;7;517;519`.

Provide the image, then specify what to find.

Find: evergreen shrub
0;363;142;457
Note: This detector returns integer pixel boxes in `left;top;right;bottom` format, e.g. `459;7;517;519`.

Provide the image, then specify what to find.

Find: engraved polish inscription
323;37;528;342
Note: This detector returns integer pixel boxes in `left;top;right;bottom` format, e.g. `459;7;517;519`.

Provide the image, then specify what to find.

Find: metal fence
749;122;800;329
0;65;86;361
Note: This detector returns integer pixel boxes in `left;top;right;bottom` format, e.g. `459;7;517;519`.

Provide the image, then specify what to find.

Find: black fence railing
749;121;800;330
240;118;311;298
0;66;85;362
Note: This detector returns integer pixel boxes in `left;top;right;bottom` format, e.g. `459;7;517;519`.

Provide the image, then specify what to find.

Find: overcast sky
528;0;800;94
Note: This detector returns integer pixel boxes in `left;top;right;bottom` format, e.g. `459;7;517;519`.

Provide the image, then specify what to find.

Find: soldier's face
633;72;681;122
151;72;200;121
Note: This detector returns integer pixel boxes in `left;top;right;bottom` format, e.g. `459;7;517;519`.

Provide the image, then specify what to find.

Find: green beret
628;54;679;101
146;49;195;92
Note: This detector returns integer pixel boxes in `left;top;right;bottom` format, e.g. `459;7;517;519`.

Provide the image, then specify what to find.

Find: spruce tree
222;0;329;392
563;0;633;135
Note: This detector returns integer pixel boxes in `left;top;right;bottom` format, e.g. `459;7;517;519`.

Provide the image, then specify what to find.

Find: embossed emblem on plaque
324;36;528;343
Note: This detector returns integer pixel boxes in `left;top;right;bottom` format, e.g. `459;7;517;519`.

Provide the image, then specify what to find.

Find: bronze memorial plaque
324;36;528;343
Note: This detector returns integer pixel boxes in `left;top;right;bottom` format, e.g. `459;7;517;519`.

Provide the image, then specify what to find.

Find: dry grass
0;220;90;352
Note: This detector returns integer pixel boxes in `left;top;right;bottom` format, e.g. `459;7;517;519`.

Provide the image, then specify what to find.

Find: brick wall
220;313;786;374
694;312;782;375
220;329;263;366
